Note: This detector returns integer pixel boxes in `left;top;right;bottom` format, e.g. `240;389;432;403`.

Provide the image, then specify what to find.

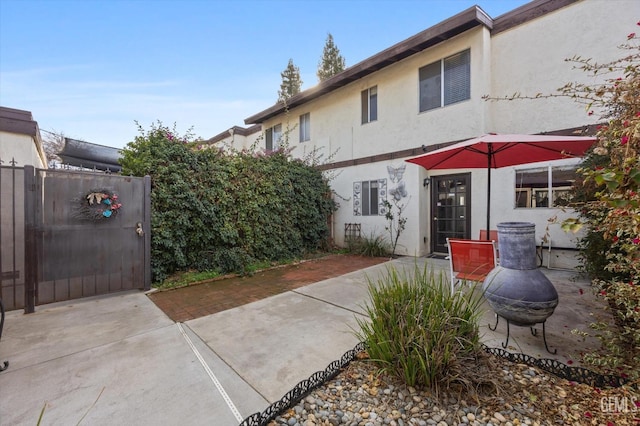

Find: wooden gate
1;163;150;312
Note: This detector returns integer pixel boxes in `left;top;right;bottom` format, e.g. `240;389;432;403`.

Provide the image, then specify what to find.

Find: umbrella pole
485;146;492;240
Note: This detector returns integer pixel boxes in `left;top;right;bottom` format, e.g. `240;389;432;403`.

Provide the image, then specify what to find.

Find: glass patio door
431;173;471;253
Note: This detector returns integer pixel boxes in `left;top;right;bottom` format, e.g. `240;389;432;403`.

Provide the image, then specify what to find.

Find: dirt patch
148;254;389;322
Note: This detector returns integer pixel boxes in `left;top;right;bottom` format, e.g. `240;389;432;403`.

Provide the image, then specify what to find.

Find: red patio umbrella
405;133;598;239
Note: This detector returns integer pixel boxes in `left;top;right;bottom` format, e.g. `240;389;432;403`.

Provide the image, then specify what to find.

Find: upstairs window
419;49;470;112
515;166;578;208
265;124;282;151
299;113;310;142
361;86;378;124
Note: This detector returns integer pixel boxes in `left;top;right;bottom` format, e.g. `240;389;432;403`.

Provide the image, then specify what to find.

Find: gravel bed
267;353;639;426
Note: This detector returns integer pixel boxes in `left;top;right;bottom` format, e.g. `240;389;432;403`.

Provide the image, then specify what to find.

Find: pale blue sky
1;0;530;148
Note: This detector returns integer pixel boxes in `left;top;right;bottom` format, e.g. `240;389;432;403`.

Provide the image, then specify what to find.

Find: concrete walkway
0;257;608;425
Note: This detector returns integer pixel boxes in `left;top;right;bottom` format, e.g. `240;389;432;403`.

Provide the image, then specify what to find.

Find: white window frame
361;86;378;124
419;49;470;112
265;123;282;151
515;166;578;208
299;113;310;142
353;179;387;216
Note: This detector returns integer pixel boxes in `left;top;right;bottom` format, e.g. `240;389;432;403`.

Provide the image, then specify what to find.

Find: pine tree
277;58;303;102
317;33;346;82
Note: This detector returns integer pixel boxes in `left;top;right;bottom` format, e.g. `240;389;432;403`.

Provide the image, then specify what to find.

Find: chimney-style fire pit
483;222;559;353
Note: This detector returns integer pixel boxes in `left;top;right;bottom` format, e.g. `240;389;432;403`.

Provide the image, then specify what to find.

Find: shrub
383;198;408;257
355;265;485;389
560;30;640;376
120;121;336;282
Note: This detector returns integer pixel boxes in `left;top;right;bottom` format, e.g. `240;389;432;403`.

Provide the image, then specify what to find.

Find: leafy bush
560;30;640;376
120;122;336;282
355;265;485;389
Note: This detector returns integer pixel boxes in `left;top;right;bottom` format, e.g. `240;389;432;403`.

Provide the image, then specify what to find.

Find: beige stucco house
209;0;637;267
0;106;47;168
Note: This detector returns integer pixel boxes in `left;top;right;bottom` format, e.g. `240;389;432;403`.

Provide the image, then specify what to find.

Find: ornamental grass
355;265;487;390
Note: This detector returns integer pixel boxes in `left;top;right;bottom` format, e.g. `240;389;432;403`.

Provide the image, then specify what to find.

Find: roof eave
244;5;493;125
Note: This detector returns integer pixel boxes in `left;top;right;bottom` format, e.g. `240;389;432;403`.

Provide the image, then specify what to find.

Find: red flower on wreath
86;191;122;218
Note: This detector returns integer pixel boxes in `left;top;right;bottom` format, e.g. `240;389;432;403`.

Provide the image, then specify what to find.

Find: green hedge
120;122;335;282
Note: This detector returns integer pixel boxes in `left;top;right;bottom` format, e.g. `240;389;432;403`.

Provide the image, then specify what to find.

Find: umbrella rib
425;149;466;169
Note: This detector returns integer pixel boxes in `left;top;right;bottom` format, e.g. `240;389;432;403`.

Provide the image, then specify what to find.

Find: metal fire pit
483;222;559;353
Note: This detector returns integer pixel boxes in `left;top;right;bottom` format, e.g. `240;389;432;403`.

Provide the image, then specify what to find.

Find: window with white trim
515;166;578;208
419;49;470;112
265;123;282;151
299;113;310;142
361;86;378;124
353;179;387;216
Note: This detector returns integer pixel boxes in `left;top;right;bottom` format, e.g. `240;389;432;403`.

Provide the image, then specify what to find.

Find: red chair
479;229;500;261
479;229;498;241
446;238;498;293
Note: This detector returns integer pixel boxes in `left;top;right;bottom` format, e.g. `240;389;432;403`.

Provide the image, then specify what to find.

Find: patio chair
479;229;500;261
446;238;498;293
479;229;498;241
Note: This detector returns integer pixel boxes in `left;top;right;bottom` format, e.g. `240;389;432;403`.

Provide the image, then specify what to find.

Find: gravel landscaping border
240;343;630;426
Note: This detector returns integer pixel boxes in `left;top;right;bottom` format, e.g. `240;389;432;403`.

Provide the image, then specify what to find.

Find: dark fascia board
492;0;579;35
316;124;599;171
244;5;493;125
0;106;38;137
204;123;262;144
0;106;48;166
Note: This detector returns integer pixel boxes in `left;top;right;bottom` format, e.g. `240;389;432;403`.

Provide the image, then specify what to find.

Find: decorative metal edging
238;341;627;426
239;342;366;426
482;344;628;388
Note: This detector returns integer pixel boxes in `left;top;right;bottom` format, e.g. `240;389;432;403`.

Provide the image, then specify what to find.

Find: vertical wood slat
23;166;36;313
0;163;26;311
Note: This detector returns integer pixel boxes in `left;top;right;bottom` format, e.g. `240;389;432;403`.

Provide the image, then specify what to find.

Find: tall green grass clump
346;233;389;257
355;265;485;389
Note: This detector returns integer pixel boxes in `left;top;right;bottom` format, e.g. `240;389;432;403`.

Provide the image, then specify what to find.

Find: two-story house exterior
213;0;637;267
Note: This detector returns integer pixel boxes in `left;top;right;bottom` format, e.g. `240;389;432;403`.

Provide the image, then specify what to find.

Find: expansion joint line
176;322;243;422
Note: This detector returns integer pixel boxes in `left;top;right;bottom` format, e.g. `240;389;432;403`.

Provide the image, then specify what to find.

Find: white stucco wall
488;0;637;133
328;158;426;256
0;131;47;168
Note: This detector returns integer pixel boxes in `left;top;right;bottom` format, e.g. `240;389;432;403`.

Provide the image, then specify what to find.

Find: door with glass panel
431;174;471;253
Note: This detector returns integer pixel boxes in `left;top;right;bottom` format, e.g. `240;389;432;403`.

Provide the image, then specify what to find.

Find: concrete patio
0;257;609;425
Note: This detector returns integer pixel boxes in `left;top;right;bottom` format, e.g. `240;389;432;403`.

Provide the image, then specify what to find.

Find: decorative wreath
76;189;122;221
